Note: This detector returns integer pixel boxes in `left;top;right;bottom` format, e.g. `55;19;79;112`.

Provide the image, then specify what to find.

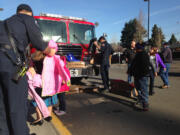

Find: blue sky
0;0;180;43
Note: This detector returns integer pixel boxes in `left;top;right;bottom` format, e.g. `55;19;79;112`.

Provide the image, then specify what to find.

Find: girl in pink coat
27;40;71;125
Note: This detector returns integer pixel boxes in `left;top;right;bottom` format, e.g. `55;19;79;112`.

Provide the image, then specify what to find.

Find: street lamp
144;0;150;45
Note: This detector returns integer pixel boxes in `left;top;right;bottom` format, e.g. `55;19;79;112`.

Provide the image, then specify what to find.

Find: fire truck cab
34;13;96;80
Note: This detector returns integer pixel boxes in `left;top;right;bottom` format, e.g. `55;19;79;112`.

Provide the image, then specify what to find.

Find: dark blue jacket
0;13;47;72
129;50;150;78
99;41;114;66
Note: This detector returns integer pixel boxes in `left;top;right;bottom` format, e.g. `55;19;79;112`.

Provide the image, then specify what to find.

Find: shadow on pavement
169;72;180;77
62;92;180;135
82;87;139;111
60;61;180;135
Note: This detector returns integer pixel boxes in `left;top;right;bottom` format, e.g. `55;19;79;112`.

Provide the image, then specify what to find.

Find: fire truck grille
57;45;82;60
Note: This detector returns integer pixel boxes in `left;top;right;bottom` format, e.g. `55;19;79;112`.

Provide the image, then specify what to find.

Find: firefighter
0;4;56;135
93;36;114;93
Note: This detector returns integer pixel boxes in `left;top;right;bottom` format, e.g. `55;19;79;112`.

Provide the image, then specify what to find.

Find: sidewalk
28;112;60;135
28;108;72;135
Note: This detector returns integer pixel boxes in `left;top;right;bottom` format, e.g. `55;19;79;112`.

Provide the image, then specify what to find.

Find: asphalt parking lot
58;60;180;135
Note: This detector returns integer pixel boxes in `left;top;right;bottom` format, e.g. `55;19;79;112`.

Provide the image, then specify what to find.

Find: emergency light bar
40;13;86;21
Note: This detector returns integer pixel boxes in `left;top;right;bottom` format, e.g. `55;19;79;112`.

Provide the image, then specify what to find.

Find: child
54;56;71;116
28;40;70;125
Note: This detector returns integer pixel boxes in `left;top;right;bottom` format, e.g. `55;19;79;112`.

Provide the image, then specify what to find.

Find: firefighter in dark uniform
93;36;114;93
0;4;56;135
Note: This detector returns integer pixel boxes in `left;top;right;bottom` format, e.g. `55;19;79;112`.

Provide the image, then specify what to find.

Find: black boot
30;133;36;135
149;91;155;96
30;119;44;126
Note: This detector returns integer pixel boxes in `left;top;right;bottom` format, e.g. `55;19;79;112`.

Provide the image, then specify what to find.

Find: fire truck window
85;30;92;41
69;23;95;44
36;19;67;43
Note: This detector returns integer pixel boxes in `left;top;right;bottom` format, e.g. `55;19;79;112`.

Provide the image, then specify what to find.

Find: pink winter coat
27;72;50;118
59;56;71;91
41;55;70;96
41;40;70;96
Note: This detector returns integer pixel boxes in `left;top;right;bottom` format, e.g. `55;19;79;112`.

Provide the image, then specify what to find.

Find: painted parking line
51;113;72;135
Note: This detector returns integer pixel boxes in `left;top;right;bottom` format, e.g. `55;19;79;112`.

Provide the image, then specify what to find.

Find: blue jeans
159;63;170;86
134;76;149;105
127;64;133;83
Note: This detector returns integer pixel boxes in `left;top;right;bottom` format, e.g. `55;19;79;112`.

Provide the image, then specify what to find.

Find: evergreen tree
121;18;146;48
169;34;177;45
151;24;165;48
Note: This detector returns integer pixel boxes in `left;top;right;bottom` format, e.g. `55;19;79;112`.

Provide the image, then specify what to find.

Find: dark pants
0;72;29;135
149;70;155;94
134;76;149;106
100;65;109;90
57;92;66;111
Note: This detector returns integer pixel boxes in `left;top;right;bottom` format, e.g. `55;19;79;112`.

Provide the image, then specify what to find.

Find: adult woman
149;47;166;95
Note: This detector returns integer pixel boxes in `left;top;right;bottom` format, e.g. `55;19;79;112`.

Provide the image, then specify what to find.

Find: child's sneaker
54;110;66;116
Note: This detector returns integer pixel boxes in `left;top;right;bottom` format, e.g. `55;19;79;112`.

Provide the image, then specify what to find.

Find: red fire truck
34;13;96;80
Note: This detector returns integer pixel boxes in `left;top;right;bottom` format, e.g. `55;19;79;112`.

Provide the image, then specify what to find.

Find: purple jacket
155;53;166;70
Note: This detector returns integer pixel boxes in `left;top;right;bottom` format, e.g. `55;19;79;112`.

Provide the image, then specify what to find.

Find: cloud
151;5;180;16
113;5;180;25
113;17;132;25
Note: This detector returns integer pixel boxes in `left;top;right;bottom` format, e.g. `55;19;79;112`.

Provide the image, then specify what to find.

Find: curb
51;113;72;135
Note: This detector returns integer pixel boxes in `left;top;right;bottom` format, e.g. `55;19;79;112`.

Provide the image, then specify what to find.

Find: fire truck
34;13;96;81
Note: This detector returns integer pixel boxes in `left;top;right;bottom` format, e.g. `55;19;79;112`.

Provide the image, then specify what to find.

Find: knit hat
16;4;33;13
48;40;58;52
136;43;144;50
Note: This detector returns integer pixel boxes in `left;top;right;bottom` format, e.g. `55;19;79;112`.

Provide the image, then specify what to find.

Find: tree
169;34;177;45
150;24;165;48
120;18;146;48
138;9;145;26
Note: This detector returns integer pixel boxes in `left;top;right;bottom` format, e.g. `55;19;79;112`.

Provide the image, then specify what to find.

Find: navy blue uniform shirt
99;41;114;66
0;13;47;72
